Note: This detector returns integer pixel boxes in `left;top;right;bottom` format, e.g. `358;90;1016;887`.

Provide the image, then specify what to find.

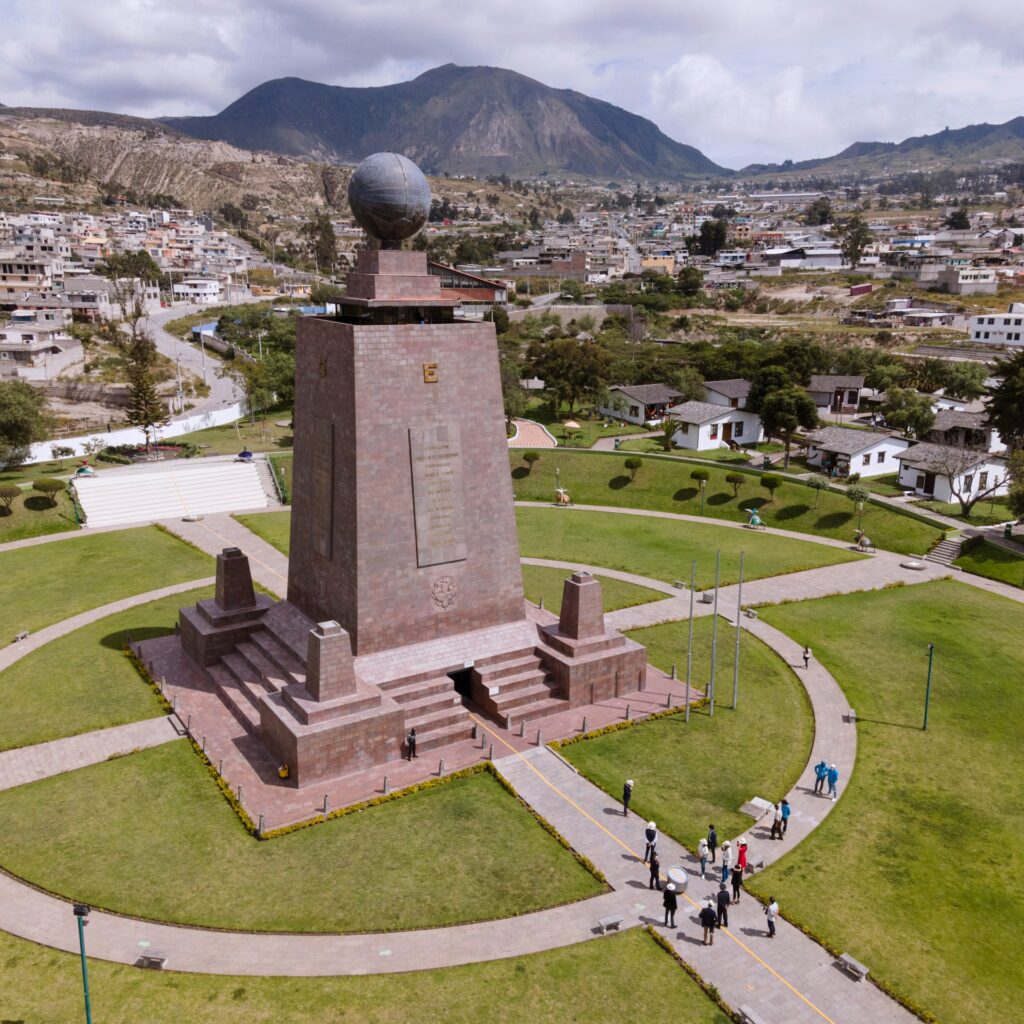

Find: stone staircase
378;670;474;753
926;537;963;566
471;647;568;729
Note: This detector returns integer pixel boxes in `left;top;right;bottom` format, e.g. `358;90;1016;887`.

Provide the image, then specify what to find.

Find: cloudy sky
2;0;1023;168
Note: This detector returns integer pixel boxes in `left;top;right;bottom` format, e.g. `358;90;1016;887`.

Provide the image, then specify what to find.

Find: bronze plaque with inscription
409;424;468;567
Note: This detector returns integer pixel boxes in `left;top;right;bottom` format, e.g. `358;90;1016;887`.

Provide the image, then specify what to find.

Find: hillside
161;64;727;180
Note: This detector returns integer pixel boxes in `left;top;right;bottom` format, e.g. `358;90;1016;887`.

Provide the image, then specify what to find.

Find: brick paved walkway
507;418;557;448
0;717;182;792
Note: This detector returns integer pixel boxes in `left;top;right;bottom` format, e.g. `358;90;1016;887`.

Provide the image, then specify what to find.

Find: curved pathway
507;418;557;449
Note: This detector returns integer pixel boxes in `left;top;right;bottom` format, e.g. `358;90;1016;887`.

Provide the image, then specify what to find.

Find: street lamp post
709;549;720;717
555;466;560;503
685;560;695;723
732;551;744;709
923;643;936;731
73;903;93;1024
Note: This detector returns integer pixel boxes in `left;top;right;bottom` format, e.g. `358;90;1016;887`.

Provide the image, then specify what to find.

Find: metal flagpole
685;560;695;723
733;551;744;709
709;550;720;717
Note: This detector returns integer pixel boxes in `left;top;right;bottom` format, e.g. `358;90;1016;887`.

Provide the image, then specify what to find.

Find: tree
806;474;829;507
522;451;540;473
670;366;705;403
804;196;833;226
301;211;337;273
986;350;1024;449
98;250;161;284
725;472;745;498
624;457;643;481
835;214;873;269
698;219;728;257
759;386;818;468
746;365;791;413
527;339;613;413
938;361;987;402
0;483;20;513
50;445;74;461
690;468;710;513
219;357;273;424
846;483;871;530
934;448;1006;517
658;418;678;452
556;207;575;225
677;266;704;297
125;361;167;447
500;359;526;427
760;474;782;503
0;380;49;468
881;387;936;439
945;207;970;230
32;477;64;507
1007;451;1024;521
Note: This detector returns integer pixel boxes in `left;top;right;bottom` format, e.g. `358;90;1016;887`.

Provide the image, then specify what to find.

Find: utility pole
709;549;720;717
73;904;92;1024
732;552;744;710
685;560;695;723
923;643;936;731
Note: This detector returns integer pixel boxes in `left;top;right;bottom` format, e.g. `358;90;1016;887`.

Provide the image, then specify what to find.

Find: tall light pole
685;560;695;723
732;551;744;710
709;549;720;717
73;903;93;1024
923;643;936;731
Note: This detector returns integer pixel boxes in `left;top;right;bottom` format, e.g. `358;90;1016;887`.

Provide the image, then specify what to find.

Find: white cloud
0;0;1023;168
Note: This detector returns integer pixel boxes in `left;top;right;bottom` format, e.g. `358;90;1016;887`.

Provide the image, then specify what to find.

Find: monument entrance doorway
447;668;475;701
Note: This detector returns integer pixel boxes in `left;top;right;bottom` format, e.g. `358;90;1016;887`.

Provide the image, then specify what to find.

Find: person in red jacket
736;837;748;873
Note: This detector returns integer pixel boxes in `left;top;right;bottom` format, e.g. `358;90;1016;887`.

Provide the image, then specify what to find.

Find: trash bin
1005;523;1013;540
614;438;621;450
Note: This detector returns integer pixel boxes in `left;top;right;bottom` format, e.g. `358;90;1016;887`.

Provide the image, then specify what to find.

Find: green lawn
510;450;943;554
618;439;784;462
0;485;78;541
521;563;666;614
0;742;602;932
758;582;1024;1024
180;409;293;456
236;509;291;553
0;928;729;1024
516;507;860;590
914;495;1013;527
954;540;1024;589
0;525;212;647
0;586;210;751
864;473;906;497
522;397;648;448
561;616;812;845
269;449;292;499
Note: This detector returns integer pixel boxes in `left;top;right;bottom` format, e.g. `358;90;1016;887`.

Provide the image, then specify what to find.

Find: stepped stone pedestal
145;164;647;787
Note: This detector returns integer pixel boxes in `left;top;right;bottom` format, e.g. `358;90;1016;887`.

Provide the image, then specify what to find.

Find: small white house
895;443;1008;503
668;400;763;451
804;427;910;479
807;375;865;414
600;383;682;426
172;278;223;303
703;378;751;409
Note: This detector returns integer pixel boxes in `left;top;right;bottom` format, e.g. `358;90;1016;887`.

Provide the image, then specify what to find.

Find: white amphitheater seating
74;460;269;528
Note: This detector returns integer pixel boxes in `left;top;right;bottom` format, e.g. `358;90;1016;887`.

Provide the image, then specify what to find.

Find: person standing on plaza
622;778;633;817
781;798;791;835
644;821;658;863
770;802;783;840
716;883;731;928
814;758;828;794
707;823;718;864
698;837;709;879
406;728;417;760
663;883;678;928
649;850;662;890
765;897;779;938
803;646;812;669
731;860;744;903
720;840;732;884
827;764;840;800
699;900;718;945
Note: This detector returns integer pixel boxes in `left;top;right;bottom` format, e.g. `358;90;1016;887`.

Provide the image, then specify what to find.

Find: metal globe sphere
347;153;431;245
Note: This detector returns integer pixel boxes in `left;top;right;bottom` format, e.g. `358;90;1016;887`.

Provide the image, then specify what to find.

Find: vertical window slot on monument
313;419;334;560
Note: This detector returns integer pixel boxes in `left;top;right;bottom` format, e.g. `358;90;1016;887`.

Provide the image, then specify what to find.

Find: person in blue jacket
827;764;840;800
780;798;791;835
813;759;828;795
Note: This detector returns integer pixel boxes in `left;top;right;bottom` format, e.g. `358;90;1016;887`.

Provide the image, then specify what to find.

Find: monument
153;153;646;787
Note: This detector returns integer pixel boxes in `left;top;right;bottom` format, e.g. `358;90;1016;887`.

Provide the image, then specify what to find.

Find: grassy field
522;398;648;448
618;439;784;462
163;301;275;340
0;927;729;1024
516;507;860;590
510;450;943;554
562;617;812;846
269;449;293;498
914;495;1013;527
181;410;293;456
0;742;602;932
0;587;210;751
521;563;666;613
758;582;1024;1024
864;473;906;497
0;484;78;541
236;509;291;553
0;526;212;647
954;540;1024;589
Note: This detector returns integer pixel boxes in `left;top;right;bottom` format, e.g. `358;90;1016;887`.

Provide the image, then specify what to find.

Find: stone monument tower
162;153;645;787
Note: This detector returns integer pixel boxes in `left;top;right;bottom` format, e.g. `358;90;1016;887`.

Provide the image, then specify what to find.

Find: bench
138;950;168;970
699;592;714;604
744;609;758;619
738;1005;769;1024
597;914;623;933
844;709;857;724
13;630;28;643
837;952;869;981
673;580;686;590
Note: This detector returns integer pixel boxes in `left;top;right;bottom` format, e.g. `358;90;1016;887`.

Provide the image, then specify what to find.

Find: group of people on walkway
813;759;840;800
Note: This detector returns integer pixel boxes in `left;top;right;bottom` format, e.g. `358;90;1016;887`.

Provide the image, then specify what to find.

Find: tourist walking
663;883;678;927
699;900;717;945
765;897;779;938
697;837;709;879
827;764;840;800
803;646;812;670
716;883;730;928
622;778;633;817
731;861;744;903
643;821;658;863
707;823;718;864
770;802;783;840
814;759;828;795
736;838;748;874
406;728;417;760
781;798;791;835
649;850;662;890
720;840;732;884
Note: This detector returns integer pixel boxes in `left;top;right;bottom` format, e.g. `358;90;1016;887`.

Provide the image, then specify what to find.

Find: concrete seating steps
473;649;569;728
505;697;568;729
247;629;307;687
207;664;262;732
474;653;544;683
926;538;963;566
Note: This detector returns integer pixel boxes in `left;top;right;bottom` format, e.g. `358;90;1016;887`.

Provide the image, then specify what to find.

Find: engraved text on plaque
409;424;468;567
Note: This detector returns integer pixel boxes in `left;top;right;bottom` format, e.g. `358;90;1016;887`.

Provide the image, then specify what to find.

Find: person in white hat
720;839;733;884
622;779;633;817
663;882;678;927
643;821;658;863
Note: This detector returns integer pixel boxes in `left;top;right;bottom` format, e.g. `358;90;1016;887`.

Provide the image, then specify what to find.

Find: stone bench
739;1005;769;1024
837;952;869;980
844;709;857;724
673;580;686;589
597;914;623;933
699;592;714;604
138;949;168;970
744;608;758;619
13;630;28;643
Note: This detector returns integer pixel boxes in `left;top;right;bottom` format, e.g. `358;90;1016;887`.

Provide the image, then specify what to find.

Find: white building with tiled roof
668;400;763;451
805;426;910;479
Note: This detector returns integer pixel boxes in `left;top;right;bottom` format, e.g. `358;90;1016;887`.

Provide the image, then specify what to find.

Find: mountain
739;117;1024;177
161;64;728;180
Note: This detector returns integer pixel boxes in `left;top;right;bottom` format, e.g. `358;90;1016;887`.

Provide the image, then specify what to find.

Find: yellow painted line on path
191;519;288;590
